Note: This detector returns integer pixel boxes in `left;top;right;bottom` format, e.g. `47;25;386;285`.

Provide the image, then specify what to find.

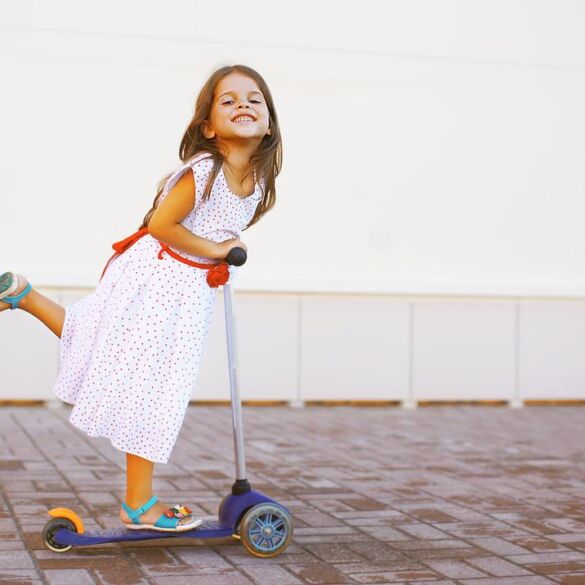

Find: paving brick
358;526;413;541
527;561;585;576
295;512;346;528
512;537;575;553
423;558;488;578
44;568;97;584
34;550;132;571
333;559;427;575
396;523;453;540
346;541;407;562
0;541;26;551
93;565;150;585
467;555;534;576
511;552;585;565
170;546;232;567
403;546;490;561
552;574;585;584
305;543;366;563
551;533;585;544
153;572;255;584
473;537;534;555
389;538;474;551
0;518;17;532
287;562;352;584
0;551;35;569
409;581;456;585
240;564;303;584
347;566;442;583
0;570;42;584
459;577;555;584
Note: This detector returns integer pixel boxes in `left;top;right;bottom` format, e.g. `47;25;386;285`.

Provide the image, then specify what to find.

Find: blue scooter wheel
239;503;293;557
43;517;77;553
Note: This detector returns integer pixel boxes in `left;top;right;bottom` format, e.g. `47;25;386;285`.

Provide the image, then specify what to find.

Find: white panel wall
518;301;585;399
1;288;584;403
299;296;410;401
0;290;60;400
412;300;517;401
197;293;299;401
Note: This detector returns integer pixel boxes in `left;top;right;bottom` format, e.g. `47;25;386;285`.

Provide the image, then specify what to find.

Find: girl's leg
120;453;182;526
125;452;155;506
1;274;66;338
20;290;66;338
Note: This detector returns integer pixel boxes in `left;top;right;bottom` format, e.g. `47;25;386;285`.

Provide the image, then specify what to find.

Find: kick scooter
42;248;293;557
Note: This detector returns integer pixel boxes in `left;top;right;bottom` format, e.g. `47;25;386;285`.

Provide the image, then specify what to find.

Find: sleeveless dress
52;152;264;464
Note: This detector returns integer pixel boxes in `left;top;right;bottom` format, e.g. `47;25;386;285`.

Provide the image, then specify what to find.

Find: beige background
1;0;583;295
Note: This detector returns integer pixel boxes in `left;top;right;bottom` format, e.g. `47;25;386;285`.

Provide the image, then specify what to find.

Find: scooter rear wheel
239;503;293;557
43;517;77;553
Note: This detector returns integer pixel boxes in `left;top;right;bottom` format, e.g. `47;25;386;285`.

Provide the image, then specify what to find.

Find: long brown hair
139;64;282;231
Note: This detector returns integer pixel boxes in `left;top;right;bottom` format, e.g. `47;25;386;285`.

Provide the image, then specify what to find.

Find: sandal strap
122;495;158;524
5;283;32;309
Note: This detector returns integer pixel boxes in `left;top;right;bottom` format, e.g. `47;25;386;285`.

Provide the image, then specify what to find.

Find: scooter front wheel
43;517;77;553
239;503;293;557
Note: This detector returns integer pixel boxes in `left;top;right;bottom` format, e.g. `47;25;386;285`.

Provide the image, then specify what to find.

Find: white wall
2;288;585;403
1;0;584;296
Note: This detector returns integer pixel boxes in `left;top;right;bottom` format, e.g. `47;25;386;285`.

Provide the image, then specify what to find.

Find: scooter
42;248;293;558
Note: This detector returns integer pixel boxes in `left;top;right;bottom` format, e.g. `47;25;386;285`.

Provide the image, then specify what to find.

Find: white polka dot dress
52;152;264;464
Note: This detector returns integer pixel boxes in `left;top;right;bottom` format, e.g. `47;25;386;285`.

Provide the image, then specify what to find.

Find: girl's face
203;72;271;147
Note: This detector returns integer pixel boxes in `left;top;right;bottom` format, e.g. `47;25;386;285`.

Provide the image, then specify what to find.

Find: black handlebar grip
226;247;247;266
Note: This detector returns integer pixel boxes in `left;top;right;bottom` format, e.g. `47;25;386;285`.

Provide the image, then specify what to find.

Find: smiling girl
0;64;282;532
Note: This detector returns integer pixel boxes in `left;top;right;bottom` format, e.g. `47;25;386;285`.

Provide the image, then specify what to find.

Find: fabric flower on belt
207;263;230;288
165;505;193;519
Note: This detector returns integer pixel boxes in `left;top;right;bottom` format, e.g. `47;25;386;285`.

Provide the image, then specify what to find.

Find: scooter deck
54;519;234;546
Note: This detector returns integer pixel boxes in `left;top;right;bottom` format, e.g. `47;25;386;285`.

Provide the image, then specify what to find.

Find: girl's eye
222;99;261;105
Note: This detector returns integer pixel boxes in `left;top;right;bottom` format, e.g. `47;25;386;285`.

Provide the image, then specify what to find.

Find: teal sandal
121;495;203;532
0;272;32;310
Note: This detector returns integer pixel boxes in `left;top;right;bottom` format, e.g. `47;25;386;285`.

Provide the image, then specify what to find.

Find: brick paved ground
1;404;585;585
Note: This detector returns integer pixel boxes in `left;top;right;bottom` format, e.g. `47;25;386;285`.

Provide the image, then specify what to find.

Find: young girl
0;64;281;532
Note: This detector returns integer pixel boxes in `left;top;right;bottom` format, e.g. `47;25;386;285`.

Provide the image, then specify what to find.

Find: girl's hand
216;237;247;259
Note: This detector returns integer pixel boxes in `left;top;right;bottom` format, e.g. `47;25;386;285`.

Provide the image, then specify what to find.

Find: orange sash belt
99;227;230;288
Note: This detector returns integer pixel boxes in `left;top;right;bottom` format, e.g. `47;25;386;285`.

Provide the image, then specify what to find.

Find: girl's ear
202;120;215;139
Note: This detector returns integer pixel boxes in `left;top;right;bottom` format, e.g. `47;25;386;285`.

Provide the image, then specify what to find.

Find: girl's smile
232;116;256;124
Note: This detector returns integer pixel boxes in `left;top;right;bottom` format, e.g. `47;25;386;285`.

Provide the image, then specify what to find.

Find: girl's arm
148;170;223;260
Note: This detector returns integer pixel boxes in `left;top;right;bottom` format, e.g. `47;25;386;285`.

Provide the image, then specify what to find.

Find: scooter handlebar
226;247;247;267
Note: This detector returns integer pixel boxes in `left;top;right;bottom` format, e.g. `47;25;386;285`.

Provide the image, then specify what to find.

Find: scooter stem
223;281;251;494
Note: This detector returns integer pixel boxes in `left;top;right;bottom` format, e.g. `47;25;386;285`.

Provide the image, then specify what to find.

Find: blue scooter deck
54;519;234;546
